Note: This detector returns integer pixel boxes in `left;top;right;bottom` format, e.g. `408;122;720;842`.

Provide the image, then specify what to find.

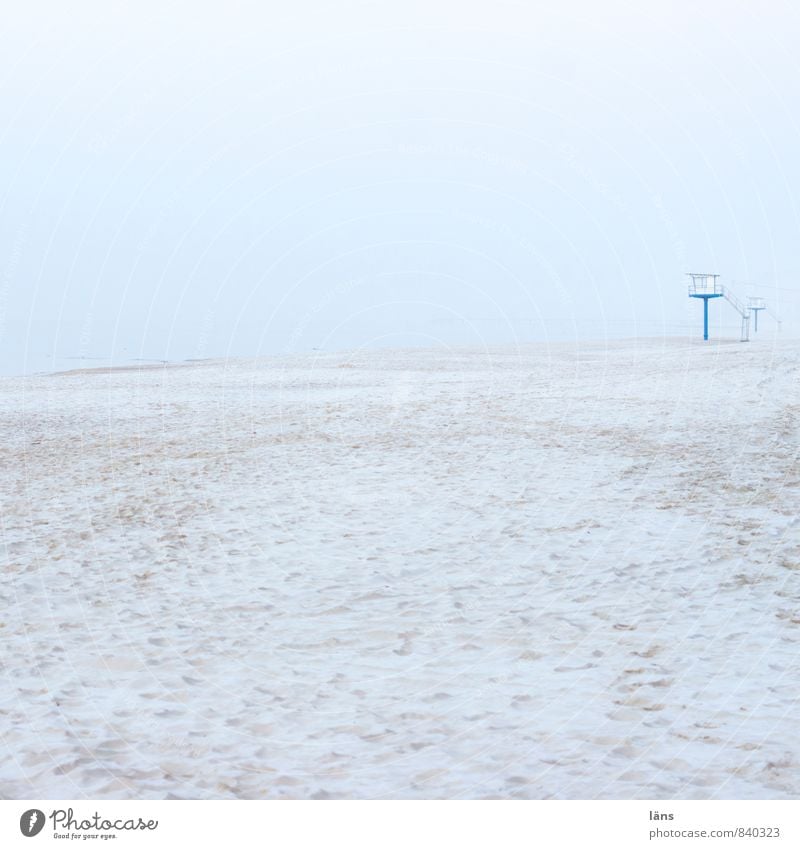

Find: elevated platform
748;297;767;332
687;274;724;298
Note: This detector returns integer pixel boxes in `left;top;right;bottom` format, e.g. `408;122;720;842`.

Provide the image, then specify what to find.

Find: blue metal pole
703;297;709;340
754;310;759;332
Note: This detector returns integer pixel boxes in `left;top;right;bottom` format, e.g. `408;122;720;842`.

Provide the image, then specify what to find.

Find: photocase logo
15;807;159;839
19;809;45;837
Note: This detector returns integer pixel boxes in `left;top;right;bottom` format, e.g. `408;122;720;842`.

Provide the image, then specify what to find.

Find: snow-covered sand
1;336;798;799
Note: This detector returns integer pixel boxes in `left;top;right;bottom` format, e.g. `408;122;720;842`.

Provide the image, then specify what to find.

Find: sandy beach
1;336;798;799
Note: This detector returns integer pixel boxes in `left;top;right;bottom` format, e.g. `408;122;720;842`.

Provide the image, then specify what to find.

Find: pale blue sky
1;0;798;374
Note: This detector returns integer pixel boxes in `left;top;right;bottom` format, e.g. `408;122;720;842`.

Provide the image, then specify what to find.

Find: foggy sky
1;0;798;375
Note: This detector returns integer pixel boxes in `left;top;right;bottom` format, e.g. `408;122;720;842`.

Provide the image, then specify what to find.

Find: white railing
687;276;723;296
722;288;749;318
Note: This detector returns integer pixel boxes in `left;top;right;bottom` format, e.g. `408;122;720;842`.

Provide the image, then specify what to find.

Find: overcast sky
1;0;798;374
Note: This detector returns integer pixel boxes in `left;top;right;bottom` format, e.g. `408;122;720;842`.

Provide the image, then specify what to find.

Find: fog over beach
2;336;798;799
2;3;800;381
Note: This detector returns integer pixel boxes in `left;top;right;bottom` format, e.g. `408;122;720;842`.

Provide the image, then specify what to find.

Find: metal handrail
687;281;724;296
722;288;750;318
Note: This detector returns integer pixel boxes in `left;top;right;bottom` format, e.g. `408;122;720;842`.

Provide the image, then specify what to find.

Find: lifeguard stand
687;273;724;341
747;297;766;332
686;273;750;342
